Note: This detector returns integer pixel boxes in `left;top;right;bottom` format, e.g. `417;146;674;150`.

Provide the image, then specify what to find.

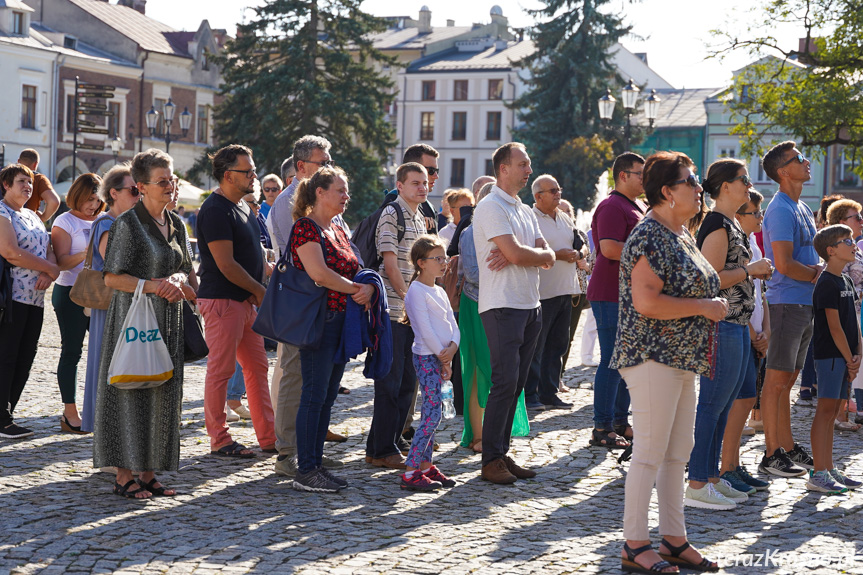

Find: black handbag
252;218;328;349
183;301;208;362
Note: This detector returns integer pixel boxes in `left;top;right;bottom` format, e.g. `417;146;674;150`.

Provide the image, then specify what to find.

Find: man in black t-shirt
197;144;276;458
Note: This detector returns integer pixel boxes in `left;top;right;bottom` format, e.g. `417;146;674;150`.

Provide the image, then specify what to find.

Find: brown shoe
370;453;407;469
503;455;536;479
481;458;517;484
325;430;347;442
364;455;373;464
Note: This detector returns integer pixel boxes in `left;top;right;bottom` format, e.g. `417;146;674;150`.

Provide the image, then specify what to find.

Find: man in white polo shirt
524;174;585;411
473;143;556;484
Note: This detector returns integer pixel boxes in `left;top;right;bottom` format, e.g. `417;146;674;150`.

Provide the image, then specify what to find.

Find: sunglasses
226;168;257;177
144;178;179;188
425;167;440;176
738;209;763;218
303;159;333;168
832;238;856;248
421;256;449;264
262;187;281;193
118;186;141;197
729;174;753;187
781;153;807;167
539;187;562;195
670;174;701;189
843;213;863;222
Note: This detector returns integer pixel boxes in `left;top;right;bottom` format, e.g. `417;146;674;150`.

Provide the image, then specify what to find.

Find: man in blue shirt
759;141;823;477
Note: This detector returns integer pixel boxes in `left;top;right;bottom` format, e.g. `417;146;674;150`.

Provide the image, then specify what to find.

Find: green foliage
189;0;397;221
511;0;637;208
713;0;863;171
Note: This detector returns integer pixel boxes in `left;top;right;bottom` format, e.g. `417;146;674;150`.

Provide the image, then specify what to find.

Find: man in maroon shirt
587;152;646;449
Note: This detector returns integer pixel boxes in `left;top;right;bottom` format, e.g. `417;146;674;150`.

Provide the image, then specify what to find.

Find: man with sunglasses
384;144;440;235
759;140;821;477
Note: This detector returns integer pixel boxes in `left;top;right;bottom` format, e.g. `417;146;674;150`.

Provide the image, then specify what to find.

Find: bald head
471;175;495;196
531;174;559;197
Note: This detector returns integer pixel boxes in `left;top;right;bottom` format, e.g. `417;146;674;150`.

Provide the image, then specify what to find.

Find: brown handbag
70;221;113;310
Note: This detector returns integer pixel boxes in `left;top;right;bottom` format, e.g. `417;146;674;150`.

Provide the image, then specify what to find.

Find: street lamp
145;98;192;154
644;89;662;128
110;136;123;164
597;79;660;150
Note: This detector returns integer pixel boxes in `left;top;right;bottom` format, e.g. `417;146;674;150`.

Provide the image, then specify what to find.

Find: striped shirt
376;194;427;320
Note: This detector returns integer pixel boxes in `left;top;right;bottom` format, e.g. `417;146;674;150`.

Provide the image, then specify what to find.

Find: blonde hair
402;234;447;325
446;188;474;208
826;198;862;226
291;166;346;222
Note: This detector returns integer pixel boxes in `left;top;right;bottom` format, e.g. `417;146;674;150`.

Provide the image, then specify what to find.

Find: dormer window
12;11;25;35
201;51;209;71
64;36;78;50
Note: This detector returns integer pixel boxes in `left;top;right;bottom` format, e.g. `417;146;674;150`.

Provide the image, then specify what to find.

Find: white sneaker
715;478;749;502
684;483;736;510
225;407;240;423
741;426;755;436
233;404;252;420
581;357;599;367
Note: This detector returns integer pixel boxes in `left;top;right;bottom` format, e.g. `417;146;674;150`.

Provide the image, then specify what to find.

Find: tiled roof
632;88;719;129
66;0;187;57
407;39;535;72
370;26;473;51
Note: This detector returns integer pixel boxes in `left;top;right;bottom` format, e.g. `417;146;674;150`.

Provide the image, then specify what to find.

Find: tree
190;0;396;221
511;0;634;208
712;0;863;167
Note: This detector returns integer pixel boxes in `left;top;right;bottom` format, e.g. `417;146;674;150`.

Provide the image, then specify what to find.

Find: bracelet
743;267;750;281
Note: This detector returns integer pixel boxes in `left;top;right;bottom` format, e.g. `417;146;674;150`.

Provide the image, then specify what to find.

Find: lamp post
110;136;122;164
597;80;660;150
145;98;192;154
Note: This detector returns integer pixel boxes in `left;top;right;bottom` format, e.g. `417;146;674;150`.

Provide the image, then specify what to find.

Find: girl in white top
50;173;104;434
402;235;460;491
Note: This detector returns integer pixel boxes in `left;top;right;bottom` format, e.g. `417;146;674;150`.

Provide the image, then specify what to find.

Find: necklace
150;213;167;226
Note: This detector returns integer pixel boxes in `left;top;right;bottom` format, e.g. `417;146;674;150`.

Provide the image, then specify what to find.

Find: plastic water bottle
441;380;456;419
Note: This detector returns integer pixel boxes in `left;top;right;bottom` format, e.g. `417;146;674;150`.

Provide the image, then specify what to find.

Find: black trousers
0;301;44;427
561;293;590;374
367;321;416;459
480;306;542;466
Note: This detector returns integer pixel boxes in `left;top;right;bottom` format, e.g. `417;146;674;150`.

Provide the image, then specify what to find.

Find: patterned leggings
407;354;443;469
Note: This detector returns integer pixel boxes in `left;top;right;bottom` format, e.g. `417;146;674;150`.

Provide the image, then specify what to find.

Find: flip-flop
211;441;255;458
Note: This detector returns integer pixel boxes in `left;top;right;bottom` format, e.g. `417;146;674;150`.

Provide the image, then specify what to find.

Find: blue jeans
296;311;346;474
227;362;245;402
688;321;748;482
591;301;630;429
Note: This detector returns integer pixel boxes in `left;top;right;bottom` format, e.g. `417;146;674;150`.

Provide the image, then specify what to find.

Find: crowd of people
0;137;860;570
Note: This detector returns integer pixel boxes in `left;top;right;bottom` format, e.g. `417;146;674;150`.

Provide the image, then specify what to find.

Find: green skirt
458;292;530;447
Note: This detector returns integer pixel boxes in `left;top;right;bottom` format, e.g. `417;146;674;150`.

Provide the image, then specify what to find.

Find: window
201;51;209;71
154;98;167;137
420;112;434;140
718;147;737;158
197;104;209;143
839;148;861;187
421;80;436;101
66;94;75;133
486;111;501;140
452;112;466;140
485;159;495;177
454;80;468;101
451;159;466;187
12;11;24;35
108;102;121;137
21;85;36;129
488;79;503;100
64;36;77;50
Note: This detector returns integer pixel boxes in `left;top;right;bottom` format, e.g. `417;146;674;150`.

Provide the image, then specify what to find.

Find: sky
145;0;806;90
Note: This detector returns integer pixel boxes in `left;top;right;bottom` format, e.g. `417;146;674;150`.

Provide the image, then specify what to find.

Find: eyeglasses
738;209;763;218
117;186;141;197
303;159;333;168
262;187;281;193
729;174;753;186
781;153;807;167
144;178;179;188
623;170;643;178
832;238;856;247
226;168;257;177
843;213;863;222
670;174;701;189
539;187;562;195
424;167;440;176
421;256;449;264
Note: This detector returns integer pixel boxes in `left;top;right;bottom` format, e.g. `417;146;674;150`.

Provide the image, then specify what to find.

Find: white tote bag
108;279;174;390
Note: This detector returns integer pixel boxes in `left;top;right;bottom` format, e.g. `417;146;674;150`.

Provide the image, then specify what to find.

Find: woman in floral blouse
611;151;725;574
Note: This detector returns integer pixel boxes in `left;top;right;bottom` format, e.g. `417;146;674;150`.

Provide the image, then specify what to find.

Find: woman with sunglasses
610;151;724;573
684;159;774;511
825;199;863;430
80;164;140;433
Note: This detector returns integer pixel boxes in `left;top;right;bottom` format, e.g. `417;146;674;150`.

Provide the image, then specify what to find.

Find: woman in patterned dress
0;164;60;439
93;149;194;499
610;151;725;574
685;159;774;508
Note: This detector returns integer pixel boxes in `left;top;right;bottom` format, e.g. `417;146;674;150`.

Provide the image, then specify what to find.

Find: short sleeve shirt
587;191;647;302
696;212;754;326
289;217;359;312
533;206;580;299
610;217;721;377
196;192;264;302
473;186;544;314
376;195;426;320
52;211;93;287
24;173;53;213
0;203;49;307
90;213;116;272
813;271;859;360
763;190;818;305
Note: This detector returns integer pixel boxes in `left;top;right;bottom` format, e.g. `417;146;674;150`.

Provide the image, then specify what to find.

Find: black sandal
614;423;634;442
339;386;351;395
211;441;255;458
589;428;629;449
136;477;177;497
659;539;718;572
622;543;678;574
113;479;150;499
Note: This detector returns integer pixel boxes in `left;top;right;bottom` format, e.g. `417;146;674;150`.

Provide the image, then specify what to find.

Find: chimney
418;6;431;34
495;37;507;51
446;19;455;27
118;0;146;15
798;37;817;54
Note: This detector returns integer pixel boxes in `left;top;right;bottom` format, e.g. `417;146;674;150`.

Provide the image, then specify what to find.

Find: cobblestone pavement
3;297;863;574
